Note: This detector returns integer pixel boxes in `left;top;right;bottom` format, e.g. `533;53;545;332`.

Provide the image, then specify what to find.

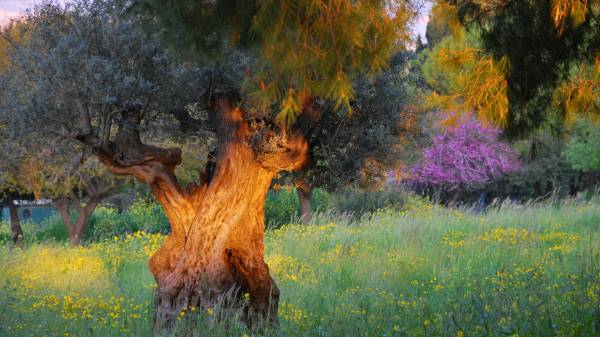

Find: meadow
0;197;599;337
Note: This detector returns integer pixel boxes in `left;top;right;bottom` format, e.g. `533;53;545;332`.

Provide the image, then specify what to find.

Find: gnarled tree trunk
91;97;309;332
3;194;24;248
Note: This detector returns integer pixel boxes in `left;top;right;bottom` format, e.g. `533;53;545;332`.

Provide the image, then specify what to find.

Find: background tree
291;52;422;223
564;119;600;173
410;113;520;203
447;0;600;135
0;19;33;248
0;127;27;248
504;128;594;200
425;0;462;48
17;144;120;246
3;0;417;329
421;1;509;127
419;0;600;202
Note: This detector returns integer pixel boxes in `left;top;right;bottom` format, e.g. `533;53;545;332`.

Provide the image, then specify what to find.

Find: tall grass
0;197;598;337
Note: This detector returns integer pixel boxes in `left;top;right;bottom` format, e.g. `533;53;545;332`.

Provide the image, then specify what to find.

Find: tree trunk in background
296;185;313;224
433;186;443;204
4;195;24;248
54;195;103;246
449;189;460;207
91;98;309;332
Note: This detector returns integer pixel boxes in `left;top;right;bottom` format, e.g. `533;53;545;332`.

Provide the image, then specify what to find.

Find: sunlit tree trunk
3;194;24;248
91;97;309;332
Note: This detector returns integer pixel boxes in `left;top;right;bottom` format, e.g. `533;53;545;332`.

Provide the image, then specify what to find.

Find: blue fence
1;206;56;224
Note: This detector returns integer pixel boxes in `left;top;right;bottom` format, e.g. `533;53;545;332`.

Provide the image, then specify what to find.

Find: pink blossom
411;114;520;190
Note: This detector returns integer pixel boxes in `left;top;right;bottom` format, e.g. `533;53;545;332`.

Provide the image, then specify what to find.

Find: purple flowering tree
411;114;520;203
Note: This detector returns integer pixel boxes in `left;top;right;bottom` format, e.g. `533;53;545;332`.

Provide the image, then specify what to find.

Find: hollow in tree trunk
3;194;24;248
295;184;313;225
90;97;309;332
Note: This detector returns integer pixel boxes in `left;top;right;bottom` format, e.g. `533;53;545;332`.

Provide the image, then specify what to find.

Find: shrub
123;199;169;233
505;131;597;201
0;220;42;244
91;199;169;241
330;185;405;216
265;187;329;227
564;120;600;172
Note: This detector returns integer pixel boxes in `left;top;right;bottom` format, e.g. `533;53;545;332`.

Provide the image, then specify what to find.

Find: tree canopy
131;0;416;123
445;0;600;135
411;113;520;192
564;119;600;172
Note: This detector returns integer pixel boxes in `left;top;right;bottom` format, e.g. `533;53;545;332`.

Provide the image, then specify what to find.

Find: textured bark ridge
89;99;309;331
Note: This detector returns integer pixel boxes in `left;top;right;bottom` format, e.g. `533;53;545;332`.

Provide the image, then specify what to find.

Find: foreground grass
0;198;599;337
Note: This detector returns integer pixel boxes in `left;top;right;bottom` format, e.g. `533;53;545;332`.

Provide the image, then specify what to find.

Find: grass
0;197;599;337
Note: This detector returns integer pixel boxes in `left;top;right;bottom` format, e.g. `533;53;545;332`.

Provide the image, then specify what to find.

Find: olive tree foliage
1;0;211;181
0;0;213;243
19;141;121;245
282;55;420;223
1;0;419;192
0;121;26;247
292;52;422;193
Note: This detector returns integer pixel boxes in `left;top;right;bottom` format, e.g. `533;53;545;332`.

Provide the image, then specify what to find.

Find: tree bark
296;184;313;225
90;98;309;332
4;194;24;248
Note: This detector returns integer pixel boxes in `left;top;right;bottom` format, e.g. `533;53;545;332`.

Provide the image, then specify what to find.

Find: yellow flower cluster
267;254;316;284
441;227;581;254
278;302;311;325
90;231;165;273
480;227;533;244
6;247;110;293
28;294;147;324
442;230;467;248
